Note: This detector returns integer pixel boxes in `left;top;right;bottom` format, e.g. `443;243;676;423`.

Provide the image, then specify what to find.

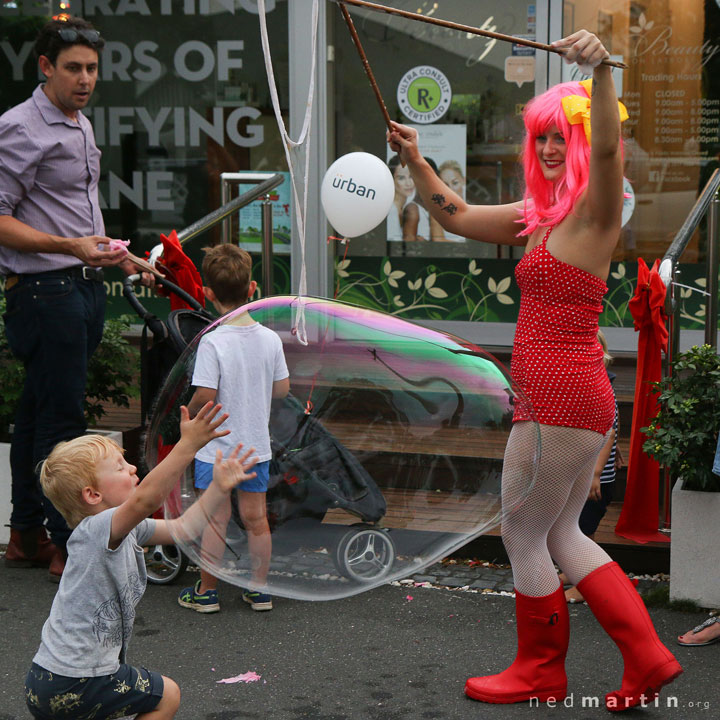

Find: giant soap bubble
145;296;539;600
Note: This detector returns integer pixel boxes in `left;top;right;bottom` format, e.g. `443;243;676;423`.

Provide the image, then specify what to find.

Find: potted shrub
0;297;139;541
643;343;720;607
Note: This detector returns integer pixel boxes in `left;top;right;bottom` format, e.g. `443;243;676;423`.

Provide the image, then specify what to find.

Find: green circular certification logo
397;66;452;124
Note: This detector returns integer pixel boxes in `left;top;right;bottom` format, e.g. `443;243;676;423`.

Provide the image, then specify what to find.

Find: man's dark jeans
3;272;105;548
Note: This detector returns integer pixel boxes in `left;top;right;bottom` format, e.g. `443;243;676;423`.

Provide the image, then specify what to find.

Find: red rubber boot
465;583;569;703
577;562;683;712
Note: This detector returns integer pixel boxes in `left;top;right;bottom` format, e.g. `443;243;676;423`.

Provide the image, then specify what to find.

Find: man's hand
70;235;129;266
117;256;158;287
177;402;230;453
588;475;602;502
212;444;258;493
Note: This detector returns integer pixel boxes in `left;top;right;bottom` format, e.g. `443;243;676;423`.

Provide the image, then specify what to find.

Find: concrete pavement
0;560;715;720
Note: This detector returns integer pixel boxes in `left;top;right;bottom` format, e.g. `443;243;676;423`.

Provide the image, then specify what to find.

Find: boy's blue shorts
25;662;163;719
194;458;269;493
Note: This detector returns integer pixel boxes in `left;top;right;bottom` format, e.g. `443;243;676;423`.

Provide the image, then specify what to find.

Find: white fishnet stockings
501;422;613;596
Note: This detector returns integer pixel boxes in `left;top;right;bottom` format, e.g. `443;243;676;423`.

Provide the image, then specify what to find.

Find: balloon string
301;313;333;416
329;236;350;299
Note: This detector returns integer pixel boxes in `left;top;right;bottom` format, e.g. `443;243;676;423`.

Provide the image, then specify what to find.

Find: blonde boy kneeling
24;403;256;720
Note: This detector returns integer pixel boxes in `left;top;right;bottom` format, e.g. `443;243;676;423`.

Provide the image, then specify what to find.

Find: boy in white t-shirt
178;244;289;613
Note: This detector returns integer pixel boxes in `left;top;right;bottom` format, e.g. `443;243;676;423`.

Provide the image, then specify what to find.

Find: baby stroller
123;275;395;586
123;273;214;584
261;393;392;583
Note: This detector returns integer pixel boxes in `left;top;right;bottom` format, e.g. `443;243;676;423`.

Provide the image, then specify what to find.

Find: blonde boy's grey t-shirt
33;508;156;677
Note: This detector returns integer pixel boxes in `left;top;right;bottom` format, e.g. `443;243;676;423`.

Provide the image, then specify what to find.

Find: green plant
0;301;24;438
639;584;703;612
642;344;720;492
84;314;140;426
0;297;139;439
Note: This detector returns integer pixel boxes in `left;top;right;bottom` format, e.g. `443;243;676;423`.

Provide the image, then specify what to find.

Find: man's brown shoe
4;527;57;568
48;547;67;583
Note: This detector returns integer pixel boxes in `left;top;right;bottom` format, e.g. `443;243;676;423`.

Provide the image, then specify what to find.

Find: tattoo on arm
443;203;458;216
432;193;446;207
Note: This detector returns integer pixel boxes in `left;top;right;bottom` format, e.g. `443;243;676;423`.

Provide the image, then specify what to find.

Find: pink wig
518;81;592;237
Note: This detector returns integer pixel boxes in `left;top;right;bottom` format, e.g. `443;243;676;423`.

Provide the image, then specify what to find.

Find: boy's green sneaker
178;580;220;613
242;589;273;611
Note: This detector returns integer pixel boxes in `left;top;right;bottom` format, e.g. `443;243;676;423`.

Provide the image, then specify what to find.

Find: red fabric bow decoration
615;258;670;544
155;230;205;311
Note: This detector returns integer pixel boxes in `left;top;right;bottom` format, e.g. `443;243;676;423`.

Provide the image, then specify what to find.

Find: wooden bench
324;487;502;534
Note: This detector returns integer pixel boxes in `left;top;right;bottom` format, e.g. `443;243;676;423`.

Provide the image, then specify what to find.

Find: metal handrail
660;169;720;268
659;168;720;352
147;172;284;266
656;168;720;531
178;172;284;245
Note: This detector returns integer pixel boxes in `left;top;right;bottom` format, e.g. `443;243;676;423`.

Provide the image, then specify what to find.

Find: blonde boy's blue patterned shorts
25;662;163;719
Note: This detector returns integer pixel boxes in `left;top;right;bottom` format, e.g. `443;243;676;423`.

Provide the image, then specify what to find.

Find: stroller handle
122;274;212;320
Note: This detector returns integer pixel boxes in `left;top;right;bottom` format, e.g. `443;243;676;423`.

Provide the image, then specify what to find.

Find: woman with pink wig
388;29;681;711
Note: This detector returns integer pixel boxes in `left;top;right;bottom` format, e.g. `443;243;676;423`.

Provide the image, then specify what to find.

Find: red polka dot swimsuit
511;226;615;434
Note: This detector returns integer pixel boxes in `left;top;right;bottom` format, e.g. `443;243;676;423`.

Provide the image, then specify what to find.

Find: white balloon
321;152;395;238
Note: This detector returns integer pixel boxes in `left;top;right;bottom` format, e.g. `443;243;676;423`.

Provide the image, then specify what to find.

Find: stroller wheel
145;544;188;585
333;526;395;583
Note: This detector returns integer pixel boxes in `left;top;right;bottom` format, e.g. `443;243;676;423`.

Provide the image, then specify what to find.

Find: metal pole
670;267;681;367
496;162;505;259
660;267;681;532
221;176;231;245
661;287;674;532
705;193;719;349
261;195;274;297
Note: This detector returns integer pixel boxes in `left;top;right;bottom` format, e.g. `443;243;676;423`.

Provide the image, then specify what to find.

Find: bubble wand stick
333;0;628;70
337;2;393;131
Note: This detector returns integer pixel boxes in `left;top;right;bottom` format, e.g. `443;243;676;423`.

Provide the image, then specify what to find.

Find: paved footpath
398;557;670;596
0;557;714;720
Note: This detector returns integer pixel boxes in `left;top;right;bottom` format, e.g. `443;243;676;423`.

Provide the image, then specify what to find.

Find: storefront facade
1;0;717;334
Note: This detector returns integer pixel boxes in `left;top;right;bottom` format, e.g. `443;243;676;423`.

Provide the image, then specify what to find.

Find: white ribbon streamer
258;0;319;345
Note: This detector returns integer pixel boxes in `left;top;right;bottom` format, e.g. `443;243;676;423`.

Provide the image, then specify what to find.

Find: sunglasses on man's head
57;28;101;44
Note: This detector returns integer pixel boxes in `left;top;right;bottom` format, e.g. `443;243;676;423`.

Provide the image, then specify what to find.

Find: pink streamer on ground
216;671;262;684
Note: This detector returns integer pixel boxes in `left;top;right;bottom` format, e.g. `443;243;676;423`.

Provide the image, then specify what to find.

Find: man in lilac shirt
0;16;145;580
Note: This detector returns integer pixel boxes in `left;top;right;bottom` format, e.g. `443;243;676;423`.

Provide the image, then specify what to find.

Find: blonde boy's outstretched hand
213;444;258;492
177;401;230;453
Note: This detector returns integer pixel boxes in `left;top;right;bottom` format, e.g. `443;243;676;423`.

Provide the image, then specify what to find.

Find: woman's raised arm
552;31;624;234
387;121;526;246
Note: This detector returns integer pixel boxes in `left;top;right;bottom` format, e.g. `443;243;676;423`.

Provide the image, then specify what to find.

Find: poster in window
237;171;291;255
386;124;467;244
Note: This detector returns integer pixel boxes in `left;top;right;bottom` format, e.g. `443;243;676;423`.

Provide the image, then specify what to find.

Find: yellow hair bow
561;79;628;145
